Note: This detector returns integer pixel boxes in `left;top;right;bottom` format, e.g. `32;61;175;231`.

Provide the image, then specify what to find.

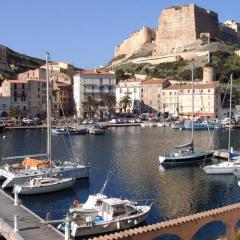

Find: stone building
220;19;240;44
0;44;9;71
1;79;47;118
162;67;221;118
116;79;143;113
73;70;116;118
153;4;220;56
140;79;171;113
115;26;155;57
18;67;73;116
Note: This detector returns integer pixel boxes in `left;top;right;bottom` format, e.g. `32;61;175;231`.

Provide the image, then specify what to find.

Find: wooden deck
0;189;64;240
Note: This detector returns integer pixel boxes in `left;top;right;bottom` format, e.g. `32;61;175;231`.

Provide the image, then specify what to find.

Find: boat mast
191;60;194;145
228;73;233;161
46;52;52;170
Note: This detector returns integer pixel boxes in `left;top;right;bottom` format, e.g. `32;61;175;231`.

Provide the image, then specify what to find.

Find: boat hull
70;206;150;237
0;165;89;189
159;152;213;168
15;178;76;195
203;161;238;175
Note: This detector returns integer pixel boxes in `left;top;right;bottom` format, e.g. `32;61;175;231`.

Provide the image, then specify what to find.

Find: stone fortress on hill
114;3;240;59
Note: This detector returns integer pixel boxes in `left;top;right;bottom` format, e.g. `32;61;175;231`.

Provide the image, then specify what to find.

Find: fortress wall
153;4;220;56
115;27;155;57
194;5;220;39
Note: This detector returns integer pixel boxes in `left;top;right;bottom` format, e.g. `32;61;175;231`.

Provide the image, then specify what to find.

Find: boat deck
0;189;64;240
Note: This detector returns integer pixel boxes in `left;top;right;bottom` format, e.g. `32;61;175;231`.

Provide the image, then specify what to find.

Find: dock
0;189;64;240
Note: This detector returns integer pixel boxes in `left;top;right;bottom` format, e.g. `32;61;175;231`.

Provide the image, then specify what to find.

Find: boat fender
73;200;81;207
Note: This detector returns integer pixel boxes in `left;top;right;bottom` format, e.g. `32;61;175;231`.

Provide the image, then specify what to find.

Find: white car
22;118;34;125
109;119;118;124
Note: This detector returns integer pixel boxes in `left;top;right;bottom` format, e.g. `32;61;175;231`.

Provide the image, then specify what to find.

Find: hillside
0;47;45;81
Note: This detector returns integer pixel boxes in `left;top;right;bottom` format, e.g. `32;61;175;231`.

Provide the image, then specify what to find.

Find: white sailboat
0;53;89;189
159;61;213;168
203;73;240;174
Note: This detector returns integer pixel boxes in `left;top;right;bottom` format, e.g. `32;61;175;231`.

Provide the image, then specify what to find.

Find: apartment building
116;79;143;113
0;96;10;117
140;79;171;113
1;79;47;118
73;70;116;117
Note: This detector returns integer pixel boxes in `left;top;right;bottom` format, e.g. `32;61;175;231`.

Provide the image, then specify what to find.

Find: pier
0;189;64;240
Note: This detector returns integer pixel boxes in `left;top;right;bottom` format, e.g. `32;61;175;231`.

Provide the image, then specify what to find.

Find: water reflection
0;127;240;239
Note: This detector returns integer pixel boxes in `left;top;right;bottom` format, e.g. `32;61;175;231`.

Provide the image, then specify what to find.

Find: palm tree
119;95;132;114
10;106;23;119
102;93;116;117
81;96;99;118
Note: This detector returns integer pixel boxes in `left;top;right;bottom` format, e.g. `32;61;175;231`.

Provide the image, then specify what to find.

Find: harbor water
0;126;240;239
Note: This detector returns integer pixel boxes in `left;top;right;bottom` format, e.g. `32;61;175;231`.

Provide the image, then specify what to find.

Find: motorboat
171;122;185;129
13;176;76;195
88;125;105;135
0;53;89;189
52;127;88;135
61;193;152;237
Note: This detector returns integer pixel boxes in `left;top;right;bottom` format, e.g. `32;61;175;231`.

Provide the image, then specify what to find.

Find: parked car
22;118;34;125
109;119;118;124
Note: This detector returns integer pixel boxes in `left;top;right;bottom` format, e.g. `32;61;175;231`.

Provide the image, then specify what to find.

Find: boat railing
134;199;154;207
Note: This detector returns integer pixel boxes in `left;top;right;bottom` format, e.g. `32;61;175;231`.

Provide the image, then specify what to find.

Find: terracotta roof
140;79;167;85
79;70;115;76
164;82;219;90
119;79;143;83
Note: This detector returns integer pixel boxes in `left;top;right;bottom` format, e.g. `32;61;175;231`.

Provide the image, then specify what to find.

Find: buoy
2;135;6;139
238;181;240;187
179;128;182;131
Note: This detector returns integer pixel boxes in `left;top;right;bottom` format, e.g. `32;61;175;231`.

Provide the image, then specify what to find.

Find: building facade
140;79;171;113
1;79;47;118
18;67;73;116
162;82;221;118
116;79;143;113
0;96;10;117
73;70;116;118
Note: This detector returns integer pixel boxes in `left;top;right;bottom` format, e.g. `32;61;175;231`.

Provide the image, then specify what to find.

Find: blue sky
1;1;239;69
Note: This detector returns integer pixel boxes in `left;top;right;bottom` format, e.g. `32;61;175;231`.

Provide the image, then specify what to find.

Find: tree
102;93;116;117
115;69;128;82
81;96;99;118
10;106;23;118
119;95;132;114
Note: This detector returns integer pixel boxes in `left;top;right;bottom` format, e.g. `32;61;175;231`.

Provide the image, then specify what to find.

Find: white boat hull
0;165;89;189
70;206;150;237
15;178;76;195
203;161;236;175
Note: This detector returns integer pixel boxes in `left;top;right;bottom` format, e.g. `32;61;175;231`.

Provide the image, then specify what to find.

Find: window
187;90;190;93
108;86;112;91
22;84;25;89
208;89;211;93
14;84;17;89
134;88;136;93
180;90;183;93
109;78;111;84
169;92;172;96
120;88;122;93
100;78;103;85
2;104;6;108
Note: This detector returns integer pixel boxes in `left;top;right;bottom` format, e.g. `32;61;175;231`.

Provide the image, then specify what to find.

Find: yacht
0;53;89;189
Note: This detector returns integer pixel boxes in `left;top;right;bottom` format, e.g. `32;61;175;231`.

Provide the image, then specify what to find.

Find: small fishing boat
13;176;76;195
62;193;152;237
88;125;105;135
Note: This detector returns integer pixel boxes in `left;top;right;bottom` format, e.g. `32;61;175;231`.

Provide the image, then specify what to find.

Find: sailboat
203;73;240;174
0;53;89;189
159;61;213;168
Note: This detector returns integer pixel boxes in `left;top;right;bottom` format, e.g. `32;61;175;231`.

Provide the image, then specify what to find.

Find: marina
1;126;240;239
